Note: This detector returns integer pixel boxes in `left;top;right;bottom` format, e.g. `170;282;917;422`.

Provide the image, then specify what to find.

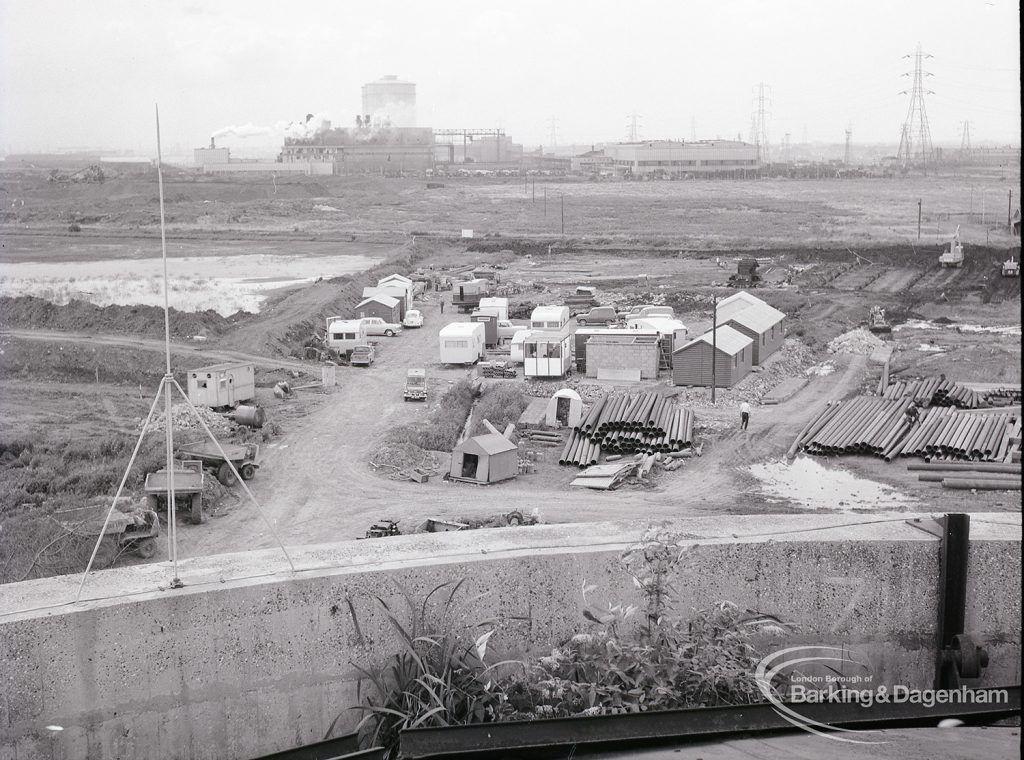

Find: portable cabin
544;388;583;428
452;278;489;312
585;334;660;381
510;329;532;363
672;325;753;388
523;325;574;378
439;322;486;365
377;274;414;310
717;291;785;365
470;311;499;347
355;294;401;324
362;286;408;318
326;317;369;357
477;297;509;321
574;327;658;373
530;305;570;329
449;433;518;485
187;362;255;409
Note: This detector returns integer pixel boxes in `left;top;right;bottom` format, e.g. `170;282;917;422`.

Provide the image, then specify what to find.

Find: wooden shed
355;294;401;323
362;286;408;318
377;274;415;311
672;325;753;388
717;291;785;365
449;433;518;484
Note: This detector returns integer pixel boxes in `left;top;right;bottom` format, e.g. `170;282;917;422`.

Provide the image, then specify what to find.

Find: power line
625;112;642;142
752;82;772;164
897;43;935;168
844;122;853;165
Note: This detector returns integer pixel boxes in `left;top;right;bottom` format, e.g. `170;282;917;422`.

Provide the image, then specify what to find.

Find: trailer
177;440;260;485
55;501;161;559
452;278;490;313
477;297;509;321
470;311;499;347
187;362;255;409
439;322;486;364
144;460;207;524
326;317;369;357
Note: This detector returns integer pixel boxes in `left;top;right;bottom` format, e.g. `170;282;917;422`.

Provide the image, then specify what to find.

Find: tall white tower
361;75;416;128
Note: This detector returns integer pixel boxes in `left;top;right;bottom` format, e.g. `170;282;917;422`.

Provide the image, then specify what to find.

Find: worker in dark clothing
439;299;445;314
905;402;921;427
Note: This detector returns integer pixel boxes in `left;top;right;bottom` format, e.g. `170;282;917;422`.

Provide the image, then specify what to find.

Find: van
576;306;619;327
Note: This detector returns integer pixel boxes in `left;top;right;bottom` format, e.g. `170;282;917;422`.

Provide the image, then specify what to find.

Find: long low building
717;291;786;365
601;140;760;177
672;325;754;388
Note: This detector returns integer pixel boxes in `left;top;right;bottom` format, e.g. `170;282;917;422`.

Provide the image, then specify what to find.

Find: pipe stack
881;375;989;409
791;396;1020;463
908;461;1022;491
559;392;696;467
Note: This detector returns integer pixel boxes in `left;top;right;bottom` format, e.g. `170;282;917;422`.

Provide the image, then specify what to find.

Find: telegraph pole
1009;189;1014;232
918;199;922;240
710;296;718;404
543;186;547;217
560;195;565;236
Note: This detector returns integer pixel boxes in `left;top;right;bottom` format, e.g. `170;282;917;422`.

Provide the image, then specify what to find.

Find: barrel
233;405;266;429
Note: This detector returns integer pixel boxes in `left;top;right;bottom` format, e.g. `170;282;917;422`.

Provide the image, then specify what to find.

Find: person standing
439;298;445;314
740;401;750;431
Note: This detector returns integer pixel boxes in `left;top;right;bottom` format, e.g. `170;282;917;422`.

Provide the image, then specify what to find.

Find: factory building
602;140;759;177
362;75;416;128
280;124;435;174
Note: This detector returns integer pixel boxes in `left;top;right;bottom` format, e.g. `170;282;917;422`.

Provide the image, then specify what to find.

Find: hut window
526;343;537;358
445;340;468;348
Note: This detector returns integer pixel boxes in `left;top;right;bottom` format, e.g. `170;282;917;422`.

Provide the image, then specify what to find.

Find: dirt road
174;299;873;559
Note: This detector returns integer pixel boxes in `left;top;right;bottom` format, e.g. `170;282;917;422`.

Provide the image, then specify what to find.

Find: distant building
571;149;614;174
194;139;230;167
602;140;759;177
362;75;416;128
280;125;434;174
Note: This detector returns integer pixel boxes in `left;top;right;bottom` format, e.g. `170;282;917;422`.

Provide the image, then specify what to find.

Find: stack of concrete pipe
559;391;695;467
789;396;1020;465
880;374;1021;409
908;461;1022;491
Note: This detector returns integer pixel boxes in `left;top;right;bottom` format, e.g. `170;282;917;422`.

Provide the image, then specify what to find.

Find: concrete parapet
0;513;1020;759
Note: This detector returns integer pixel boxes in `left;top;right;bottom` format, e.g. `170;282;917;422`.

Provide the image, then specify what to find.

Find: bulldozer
728;257;761;287
868;306;892;334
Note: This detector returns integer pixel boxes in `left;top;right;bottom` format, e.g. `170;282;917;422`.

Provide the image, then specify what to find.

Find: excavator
939;226;965;268
868;305;892;334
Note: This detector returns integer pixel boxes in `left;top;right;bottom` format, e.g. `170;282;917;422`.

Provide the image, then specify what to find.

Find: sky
1;0;1020;159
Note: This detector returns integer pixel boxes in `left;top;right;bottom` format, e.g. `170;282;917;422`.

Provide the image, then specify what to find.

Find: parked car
576;306;620;327
402;309;424;328
618;304;675;320
350;345;375;366
360;317;402;337
497;319;525;343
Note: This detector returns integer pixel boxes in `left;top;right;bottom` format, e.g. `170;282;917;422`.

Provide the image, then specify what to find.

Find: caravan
326;317;368;357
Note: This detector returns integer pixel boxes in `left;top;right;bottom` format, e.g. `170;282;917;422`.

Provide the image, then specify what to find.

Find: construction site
0;11;1022;757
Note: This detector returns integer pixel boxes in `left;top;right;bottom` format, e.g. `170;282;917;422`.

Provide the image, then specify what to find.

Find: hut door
461;453;479;479
555;396;571;425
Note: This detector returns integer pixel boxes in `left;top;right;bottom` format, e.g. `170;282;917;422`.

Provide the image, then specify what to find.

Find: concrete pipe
941;477;1021;491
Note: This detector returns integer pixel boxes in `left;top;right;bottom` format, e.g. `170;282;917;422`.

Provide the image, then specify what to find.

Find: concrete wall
0;514;1019;760
586;339;659;380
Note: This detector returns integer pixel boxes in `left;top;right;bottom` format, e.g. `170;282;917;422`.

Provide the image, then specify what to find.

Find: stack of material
789;396;1020;463
146;403;234;435
880;376;983;408
521;429;565;447
569;461;639;490
892;407;1020;463
479;361;517;379
909;461;1022;491
559;392;696;467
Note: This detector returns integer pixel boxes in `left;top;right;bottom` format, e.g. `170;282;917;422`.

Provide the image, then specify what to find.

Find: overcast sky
1;0;1019;158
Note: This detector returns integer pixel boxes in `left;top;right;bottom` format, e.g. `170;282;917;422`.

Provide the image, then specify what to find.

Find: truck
350;345;376;366
728;257;761;287
564;286;599;310
404;369;427;401
452;278;490;313
939;226;965;268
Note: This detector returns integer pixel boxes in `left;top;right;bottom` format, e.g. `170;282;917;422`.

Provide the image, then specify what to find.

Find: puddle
917;344;946;353
895;320;1021;336
747;457;916;511
805;361;836;376
0;253;379;315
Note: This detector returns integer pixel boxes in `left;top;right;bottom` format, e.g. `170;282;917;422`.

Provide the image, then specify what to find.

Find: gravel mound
827;328;886;355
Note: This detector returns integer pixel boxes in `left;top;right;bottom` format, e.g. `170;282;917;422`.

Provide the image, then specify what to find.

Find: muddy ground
0;169;1019;575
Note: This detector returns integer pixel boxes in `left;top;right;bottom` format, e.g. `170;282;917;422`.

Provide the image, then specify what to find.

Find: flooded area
748;456;918;511
895;320;1022;336
0;252;380;315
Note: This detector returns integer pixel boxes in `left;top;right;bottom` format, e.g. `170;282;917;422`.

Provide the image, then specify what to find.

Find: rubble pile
827;328;886;355
145;403;235;435
369;440;440;481
523;376;604;403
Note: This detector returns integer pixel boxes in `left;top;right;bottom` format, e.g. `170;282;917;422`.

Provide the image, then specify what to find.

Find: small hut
544;389;583;428
449;434;519;485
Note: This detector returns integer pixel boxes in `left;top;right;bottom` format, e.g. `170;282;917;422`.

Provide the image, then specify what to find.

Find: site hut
376;274;415;310
585;333;660;382
354;293;401;323
439;321;486;365
523;324;574;378
574;327;658;374
544;388;583;428
187;361;255;409
530;305;571;329
626;317;688;371
672;325;753;388
449;433;518;484
716;291;785;365
477;296;509;321
470;310;499;347
362;286;408;318
326;317;369;358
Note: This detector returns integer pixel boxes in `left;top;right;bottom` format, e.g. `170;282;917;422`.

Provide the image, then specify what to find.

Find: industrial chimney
210;137;216;149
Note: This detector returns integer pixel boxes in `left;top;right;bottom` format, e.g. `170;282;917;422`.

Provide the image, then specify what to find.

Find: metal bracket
905;517;944;539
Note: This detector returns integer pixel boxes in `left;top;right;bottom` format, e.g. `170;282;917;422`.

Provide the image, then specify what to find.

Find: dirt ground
0;168;1020;570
